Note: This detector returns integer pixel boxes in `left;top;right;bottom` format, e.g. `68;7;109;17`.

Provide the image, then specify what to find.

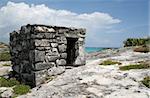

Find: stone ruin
10;24;86;87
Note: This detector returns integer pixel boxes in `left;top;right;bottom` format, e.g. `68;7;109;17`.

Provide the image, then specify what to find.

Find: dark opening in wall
66;38;78;65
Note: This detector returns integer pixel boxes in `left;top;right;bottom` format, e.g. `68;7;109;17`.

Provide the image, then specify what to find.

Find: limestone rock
35;50;45;62
32;69;48;86
56;59;66;66
0;88;13;98
33;62;55;70
34;26;55;33
51;43;58;48
58;44;66;52
45;56;58;62
34;39;50;47
60;53;67;59
48;66;65;76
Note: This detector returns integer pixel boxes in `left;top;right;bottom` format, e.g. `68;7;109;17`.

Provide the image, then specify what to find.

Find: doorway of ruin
66;37;78;65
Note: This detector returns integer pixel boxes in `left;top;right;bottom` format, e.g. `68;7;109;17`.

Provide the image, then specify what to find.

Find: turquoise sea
85;47;104;53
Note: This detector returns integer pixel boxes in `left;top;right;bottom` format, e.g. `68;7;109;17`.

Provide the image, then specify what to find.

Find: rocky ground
0;47;149;98
15;48;150;98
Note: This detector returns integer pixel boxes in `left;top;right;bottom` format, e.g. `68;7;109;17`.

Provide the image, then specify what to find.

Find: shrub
0;77;20;87
141;76;150;88
99;60;121;65
0;51;11;61
133;46;149;53
13;84;30;95
119;64;150;71
123;38;150;47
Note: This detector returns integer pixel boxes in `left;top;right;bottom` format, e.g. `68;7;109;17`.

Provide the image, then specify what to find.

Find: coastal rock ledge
19;48;150;98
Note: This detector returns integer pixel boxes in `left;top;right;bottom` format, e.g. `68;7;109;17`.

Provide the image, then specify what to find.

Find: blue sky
0;0;149;47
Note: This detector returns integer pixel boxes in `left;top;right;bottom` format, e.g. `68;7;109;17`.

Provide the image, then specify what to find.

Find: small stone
1;89;13;98
47;66;65;76
12;65;20;73
31;69;48;86
58;44;67;52
60;53;67;59
56;59;66;66
78;38;84;42
35;50;45;62
33;62;55;70
45;56;58;62
31;33;54;39
34;39;50;47
51;43;58;48
47;28;55;32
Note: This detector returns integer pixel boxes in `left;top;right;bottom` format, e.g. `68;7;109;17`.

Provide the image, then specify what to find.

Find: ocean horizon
85;47;119;53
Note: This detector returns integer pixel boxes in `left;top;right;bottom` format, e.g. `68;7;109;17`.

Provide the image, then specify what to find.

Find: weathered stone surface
33;62;55;70
10;24;86;87
0;88;13;98
47;66;65;76
51;43;58;48
60;53;67;59
58;44;66;52
45;56;58;62
32;69;48;86
56;59;66;66
75;46;86;65
35;50;45;62
34;39;50;47
34;26;55;33
31;33;55;39
12;65;20;73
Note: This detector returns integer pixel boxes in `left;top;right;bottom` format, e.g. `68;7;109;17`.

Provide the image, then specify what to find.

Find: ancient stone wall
10;24;86;87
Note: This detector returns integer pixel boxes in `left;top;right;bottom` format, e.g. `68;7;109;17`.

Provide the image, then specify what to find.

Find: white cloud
0;1;121;46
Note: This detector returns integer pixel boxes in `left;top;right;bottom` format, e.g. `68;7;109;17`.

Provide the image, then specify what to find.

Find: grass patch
141;76;150;88
13;84;30;95
2;63;11;66
0;51;11;61
99;60;121;65
0;77;20;87
119;64;150;71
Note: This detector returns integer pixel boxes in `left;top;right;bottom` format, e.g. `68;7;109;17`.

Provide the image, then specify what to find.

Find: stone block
45;55;58;62
34;39;50;47
35;50;45;62
31;33;54;39
34;26;55;33
48;66;65;76
12;65;20;73
58;44;67;52
33;62;55;70
31;69;48;86
46;48;59;56
51;43;58;48
56;59;66;66
60;53;67;59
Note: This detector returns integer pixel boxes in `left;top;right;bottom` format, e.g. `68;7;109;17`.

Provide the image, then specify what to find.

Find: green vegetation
0;77;31;97
0;77;20;87
0;51;11;61
141;76;150;88
123;38;150;47
2;63;11;66
99;60;121;65
13;84;30;95
119;63;150;71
